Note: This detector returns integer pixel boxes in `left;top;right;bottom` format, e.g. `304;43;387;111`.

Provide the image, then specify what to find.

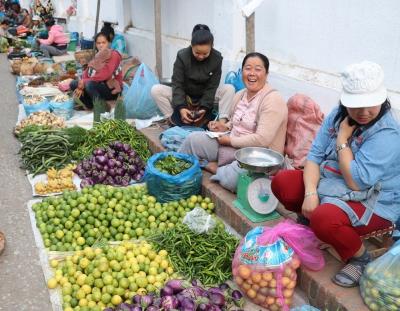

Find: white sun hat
340;61;387;108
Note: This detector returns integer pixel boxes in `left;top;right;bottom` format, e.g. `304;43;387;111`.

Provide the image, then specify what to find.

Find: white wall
62;0;400;112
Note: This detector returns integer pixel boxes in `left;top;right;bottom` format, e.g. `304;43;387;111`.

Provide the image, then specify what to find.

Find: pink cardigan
38;25;69;46
228;84;288;154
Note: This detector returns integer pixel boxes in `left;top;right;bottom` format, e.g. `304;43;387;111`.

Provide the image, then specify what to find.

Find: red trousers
271;170;392;261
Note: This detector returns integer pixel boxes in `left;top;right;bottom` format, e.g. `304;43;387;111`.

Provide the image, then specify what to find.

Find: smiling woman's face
242;56;268;95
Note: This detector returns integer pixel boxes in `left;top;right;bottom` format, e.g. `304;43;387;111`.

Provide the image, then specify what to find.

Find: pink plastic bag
232;220;324;311
284;94;324;168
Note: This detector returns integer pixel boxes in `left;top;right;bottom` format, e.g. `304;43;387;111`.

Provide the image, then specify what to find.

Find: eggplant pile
106;279;244;311
74;141;145;188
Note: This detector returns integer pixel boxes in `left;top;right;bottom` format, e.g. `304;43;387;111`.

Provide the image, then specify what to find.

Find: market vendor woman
271;61;400;288
151;24;235;127
70;32;122;109
37;18;69;57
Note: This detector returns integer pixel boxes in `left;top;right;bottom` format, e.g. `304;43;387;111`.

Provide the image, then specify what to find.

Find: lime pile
32;184;215;251
47;241;175;311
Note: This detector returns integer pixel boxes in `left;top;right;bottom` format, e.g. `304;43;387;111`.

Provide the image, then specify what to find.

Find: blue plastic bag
160;126;205;152
225;68;245;92
49;98;74;120
23;98;50;116
145;152;202;202
123;63;162;119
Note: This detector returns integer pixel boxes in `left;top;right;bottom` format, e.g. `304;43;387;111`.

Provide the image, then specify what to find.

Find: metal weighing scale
233;147;284;222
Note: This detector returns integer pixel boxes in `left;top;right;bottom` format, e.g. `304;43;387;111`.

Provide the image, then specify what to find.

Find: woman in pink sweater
38;18;69;57
70;32;122;109
179;52;288;192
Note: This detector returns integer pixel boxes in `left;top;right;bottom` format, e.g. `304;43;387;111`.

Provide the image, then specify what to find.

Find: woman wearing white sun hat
271;61;400;287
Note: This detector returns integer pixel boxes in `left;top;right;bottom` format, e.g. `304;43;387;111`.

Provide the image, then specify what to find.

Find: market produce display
24;95;47;105
74;141;145;188
31;185;210;251
73;120;151;162
14;111;66;135
360;244;400;311
155;155;193;175
109;279;245;311
34;164;77;195
149;223;239;286
19;128;74;175
52;94;71;103
47;241;175;311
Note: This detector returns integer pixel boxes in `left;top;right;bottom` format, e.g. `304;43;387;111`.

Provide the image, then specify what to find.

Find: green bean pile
150;224;239;286
19;129;74;176
72;120;151;161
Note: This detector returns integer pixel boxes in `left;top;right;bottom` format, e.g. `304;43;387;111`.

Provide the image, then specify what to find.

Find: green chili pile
72;120;151;161
155;155;192;175
150;224;239;286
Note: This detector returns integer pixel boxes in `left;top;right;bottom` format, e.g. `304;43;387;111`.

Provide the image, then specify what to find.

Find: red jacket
82;50;122;87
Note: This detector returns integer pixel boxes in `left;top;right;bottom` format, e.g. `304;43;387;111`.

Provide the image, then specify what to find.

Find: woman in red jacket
70;32;122;109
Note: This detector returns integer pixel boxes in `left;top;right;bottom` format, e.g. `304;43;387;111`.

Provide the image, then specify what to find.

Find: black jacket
171;46;222;110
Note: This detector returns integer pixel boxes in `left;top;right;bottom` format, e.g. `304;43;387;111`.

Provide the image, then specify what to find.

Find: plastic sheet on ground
134;115;164;130
20;86;63;97
27;173;82;197
27;199;63;311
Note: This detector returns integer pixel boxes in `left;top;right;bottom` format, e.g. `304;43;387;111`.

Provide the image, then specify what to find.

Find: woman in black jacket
151;24;235;128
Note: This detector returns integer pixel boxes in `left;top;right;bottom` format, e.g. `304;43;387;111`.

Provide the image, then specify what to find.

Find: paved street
0;54;52;310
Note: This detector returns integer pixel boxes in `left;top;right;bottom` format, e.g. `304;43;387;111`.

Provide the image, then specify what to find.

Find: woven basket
10;59;22;75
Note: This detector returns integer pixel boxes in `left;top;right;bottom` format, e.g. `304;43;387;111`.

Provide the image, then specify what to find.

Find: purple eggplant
95;155;107;165
140;294;153;308
122;143;131;152
207;292;225;307
160;286;174;297
165;279;191;294
231;290;244;307
208;306;222;311
93;148;105;156
180;297;196;311
161;295;180;310
180;287;207;300
80;178;94;188
115;303;132;311
196;304;210;311
145;307;159;311
132;294;142;305
207;287;224;296
218;283;230;291
130;307;142;311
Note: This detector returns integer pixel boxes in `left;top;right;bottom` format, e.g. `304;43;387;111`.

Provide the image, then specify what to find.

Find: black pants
170;107;216;129
70;80;119;109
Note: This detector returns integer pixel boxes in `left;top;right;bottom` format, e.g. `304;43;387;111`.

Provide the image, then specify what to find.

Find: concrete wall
26;0;400;113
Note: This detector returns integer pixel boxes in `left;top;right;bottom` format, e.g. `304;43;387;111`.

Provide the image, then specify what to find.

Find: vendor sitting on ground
30;15;43;34
0;20;9;36
271;61;400;288
37;18;69;57
101;22;127;56
179;52;287;191
16;8;31;28
151;24;235;128
70;32;122;109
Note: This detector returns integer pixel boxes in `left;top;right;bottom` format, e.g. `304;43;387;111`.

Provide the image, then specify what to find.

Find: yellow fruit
82;284;92;294
47;278;58;289
158;250;168;257
111;295;122;306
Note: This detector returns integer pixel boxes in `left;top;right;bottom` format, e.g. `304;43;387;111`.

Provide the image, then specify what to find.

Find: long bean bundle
19;129;74;176
150;224;239;286
72;120;151;161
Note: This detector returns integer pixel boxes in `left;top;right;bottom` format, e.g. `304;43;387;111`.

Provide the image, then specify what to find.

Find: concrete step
139;126;369;311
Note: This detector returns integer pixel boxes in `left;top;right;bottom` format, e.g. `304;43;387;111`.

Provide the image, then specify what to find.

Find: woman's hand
217;134;231;146
301;193;320;219
180;108;193;124
193;109;206;123
337;116;356;144
73;88;83;98
208;120;229;132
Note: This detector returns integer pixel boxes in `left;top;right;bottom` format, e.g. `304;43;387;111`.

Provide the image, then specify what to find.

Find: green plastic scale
233;148;283;223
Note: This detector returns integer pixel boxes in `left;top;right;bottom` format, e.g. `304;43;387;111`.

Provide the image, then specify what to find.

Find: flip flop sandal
0;231;5;255
332;263;363;288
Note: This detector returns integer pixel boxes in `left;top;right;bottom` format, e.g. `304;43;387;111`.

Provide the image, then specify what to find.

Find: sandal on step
0;231;5;255
332;262;364;288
